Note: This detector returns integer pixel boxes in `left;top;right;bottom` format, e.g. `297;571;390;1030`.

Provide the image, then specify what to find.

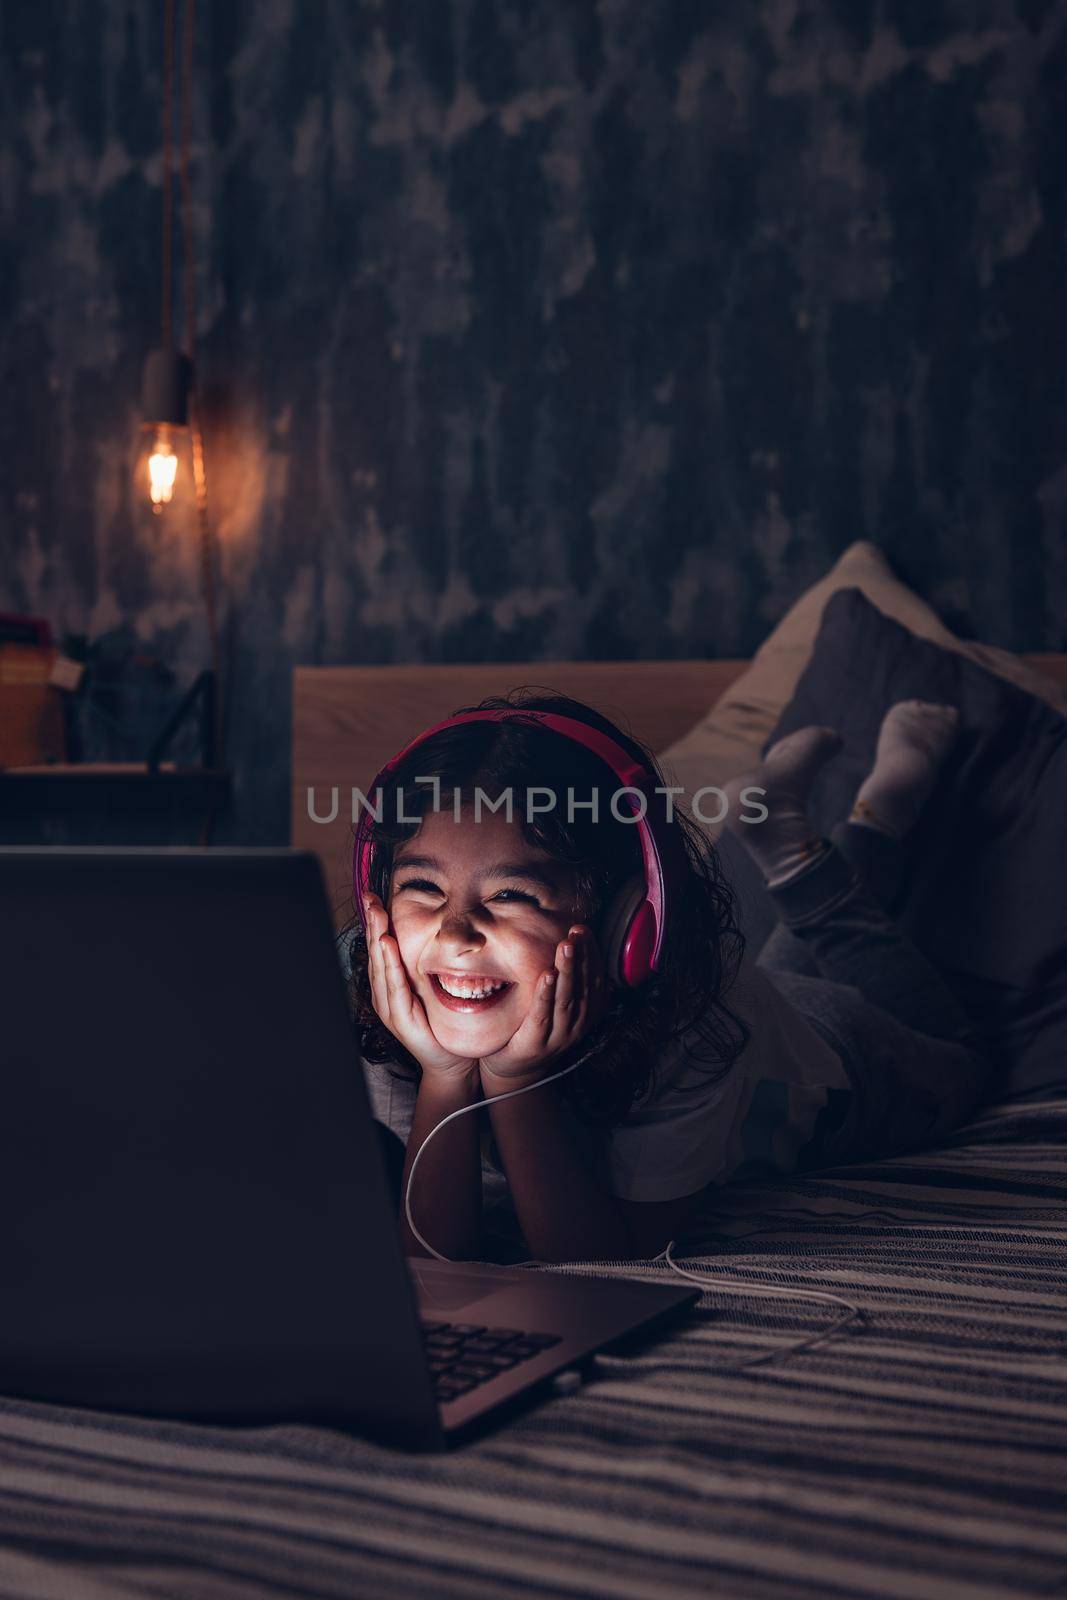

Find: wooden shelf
0;766;232;845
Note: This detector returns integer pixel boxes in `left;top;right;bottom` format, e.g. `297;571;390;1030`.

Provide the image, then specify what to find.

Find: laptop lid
0;847;445;1449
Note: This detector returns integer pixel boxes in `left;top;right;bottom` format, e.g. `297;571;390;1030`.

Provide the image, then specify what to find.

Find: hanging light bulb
147;425;178;510
141;347;192;515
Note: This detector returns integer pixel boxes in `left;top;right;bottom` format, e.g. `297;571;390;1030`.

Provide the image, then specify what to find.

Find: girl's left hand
478;923;609;1088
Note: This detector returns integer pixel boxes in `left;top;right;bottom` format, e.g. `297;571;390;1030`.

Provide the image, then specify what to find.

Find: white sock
724;726;841;888
850;701;960;840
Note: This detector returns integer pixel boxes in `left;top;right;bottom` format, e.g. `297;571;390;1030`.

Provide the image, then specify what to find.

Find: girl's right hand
364;893;479;1083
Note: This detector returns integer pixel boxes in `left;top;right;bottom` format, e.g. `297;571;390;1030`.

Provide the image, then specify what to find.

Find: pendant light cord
161;0;174;351
161;0;227;835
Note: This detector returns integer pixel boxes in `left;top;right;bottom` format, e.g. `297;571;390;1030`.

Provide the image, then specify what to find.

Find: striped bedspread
1;1094;1065;1600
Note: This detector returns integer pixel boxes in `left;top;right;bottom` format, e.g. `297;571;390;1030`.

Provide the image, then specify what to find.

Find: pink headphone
352;708;686;987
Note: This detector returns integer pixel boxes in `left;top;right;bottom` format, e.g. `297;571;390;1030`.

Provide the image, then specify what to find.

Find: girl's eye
394;877;442;895
491;888;540;906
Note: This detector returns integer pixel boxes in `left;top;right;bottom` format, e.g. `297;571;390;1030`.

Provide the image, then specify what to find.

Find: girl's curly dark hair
339;687;749;1127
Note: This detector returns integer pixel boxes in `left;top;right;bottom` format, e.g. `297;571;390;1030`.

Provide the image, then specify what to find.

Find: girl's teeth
437;976;508;999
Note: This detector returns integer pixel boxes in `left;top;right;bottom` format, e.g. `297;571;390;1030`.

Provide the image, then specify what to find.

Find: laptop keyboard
420;1320;562;1404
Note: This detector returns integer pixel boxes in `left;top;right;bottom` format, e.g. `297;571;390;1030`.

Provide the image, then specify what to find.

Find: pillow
764;588;1067;1101
658;541;1067;805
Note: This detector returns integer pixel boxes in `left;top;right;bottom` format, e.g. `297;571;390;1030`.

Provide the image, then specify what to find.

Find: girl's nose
433;908;490;965
436;903;485;942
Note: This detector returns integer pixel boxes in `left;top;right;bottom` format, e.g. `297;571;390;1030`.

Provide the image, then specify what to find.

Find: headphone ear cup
597;873;648;987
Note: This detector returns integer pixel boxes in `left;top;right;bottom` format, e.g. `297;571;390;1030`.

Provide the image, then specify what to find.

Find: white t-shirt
600;954;851;1200
360;952;852;1210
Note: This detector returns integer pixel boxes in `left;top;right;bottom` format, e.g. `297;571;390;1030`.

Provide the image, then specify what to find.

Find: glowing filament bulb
148;427;178;512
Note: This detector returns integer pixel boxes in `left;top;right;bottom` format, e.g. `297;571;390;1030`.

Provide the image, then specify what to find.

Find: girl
343;689;994;1264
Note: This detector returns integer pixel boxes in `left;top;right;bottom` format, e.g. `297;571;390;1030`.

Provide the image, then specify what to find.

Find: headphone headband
352;708;684;983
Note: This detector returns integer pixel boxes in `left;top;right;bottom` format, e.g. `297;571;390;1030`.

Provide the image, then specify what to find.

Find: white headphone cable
403;1044;600;1260
644;1240;863;1369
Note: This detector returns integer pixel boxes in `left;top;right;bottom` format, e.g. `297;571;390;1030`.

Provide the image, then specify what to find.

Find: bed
1;654;1065;1600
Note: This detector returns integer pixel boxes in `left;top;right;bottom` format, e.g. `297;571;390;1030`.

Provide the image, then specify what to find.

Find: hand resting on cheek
477;923;609;1089
364;893;478;1082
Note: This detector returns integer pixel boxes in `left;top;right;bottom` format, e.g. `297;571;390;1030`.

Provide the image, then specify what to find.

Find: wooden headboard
292;654;1067;926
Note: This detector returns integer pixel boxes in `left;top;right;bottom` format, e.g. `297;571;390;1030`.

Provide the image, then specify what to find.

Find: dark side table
0;764;232;846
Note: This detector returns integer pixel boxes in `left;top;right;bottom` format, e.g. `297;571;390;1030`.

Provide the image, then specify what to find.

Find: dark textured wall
3;1;1066;842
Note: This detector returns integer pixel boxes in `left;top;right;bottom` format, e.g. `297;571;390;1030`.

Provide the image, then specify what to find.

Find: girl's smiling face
387;803;585;1058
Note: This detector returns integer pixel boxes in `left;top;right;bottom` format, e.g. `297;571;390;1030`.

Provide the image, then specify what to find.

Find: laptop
0;847;697;1449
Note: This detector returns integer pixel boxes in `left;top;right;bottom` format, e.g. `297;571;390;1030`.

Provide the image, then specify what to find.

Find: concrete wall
4;0;1065;840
